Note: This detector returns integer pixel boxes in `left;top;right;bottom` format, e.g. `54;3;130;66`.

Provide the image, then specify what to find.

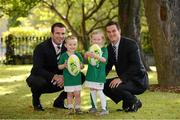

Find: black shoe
132;99;142;112
32;93;44;111
34;104;44;111
125;99;142;112
53;92;67;109
116;101;128;112
53;101;67;109
53;104;67;109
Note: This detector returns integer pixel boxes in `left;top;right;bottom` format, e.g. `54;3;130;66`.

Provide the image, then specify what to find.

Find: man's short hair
105;21;120;30
51;22;66;33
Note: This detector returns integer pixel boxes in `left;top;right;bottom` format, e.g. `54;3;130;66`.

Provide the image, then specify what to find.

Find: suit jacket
30;38;67;81
106;37;148;89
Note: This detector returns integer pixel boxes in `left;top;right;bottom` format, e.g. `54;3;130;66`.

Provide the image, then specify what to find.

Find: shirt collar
111;39;120;48
51;40;62;49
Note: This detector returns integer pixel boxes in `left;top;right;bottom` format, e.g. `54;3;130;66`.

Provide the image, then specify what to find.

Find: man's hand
51;74;64;88
109;78;122;88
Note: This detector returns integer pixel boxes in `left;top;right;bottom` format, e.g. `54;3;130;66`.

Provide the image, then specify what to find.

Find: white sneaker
88;107;97;113
99;109;109;115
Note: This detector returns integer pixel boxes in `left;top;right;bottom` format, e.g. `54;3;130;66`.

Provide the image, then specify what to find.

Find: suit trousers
26;75;64;94
26;75;67;106
103;77;146;107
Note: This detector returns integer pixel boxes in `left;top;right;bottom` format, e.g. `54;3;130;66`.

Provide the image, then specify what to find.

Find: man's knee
26;76;32;87
26;75;47;89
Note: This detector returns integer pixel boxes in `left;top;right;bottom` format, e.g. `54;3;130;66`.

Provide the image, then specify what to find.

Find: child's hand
64;61;68;68
84;52;90;58
84;52;95;58
58;61;67;70
80;63;84;69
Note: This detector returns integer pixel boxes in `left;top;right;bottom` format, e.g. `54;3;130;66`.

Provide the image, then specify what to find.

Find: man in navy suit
26;23;68;111
103;21;149;112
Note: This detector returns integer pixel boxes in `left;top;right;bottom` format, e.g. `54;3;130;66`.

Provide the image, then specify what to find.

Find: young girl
84;30;109;115
58;36;83;115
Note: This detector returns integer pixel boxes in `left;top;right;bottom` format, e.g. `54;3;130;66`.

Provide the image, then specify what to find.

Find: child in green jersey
84;30;109;115
58;36;84;115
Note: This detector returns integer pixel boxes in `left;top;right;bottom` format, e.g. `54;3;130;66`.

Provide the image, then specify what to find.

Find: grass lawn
0;65;179;119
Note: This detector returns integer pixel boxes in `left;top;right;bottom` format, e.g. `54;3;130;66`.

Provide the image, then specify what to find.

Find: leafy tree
1;0;118;50
0;0;40;27
40;0;118;50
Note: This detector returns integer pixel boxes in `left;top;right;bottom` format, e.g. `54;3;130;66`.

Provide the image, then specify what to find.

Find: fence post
5;34;15;64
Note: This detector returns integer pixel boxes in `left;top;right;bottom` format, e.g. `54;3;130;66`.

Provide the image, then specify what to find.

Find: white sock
67;104;73;109
90;90;97;108
75;105;80;109
98;90;107;110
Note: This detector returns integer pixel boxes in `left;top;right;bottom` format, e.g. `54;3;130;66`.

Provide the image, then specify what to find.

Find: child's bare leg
74;91;82;114
67;92;73;109
74;91;81;109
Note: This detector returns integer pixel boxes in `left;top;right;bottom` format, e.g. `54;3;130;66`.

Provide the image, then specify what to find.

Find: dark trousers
26;75;64;94
26;75;66;106
103;77;146;108
26;73;85;106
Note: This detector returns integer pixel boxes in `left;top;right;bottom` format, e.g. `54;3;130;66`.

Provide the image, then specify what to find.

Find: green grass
0;65;180;119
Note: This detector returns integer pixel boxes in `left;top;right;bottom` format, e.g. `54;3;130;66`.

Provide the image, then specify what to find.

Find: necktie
112;46;117;62
56;46;61;60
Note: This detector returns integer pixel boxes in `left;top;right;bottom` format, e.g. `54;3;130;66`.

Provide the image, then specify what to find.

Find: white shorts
64;85;82;92
84;81;104;90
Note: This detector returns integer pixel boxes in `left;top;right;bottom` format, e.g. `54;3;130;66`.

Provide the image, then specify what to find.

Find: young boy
58;36;84;114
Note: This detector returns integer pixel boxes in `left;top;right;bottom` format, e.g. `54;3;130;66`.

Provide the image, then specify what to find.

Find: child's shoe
88;107;97;113
75;108;83;114
68;108;74;115
99;109;109;115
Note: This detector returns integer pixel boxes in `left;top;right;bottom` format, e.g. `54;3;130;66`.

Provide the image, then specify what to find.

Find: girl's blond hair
89;29;105;45
89;29;105;40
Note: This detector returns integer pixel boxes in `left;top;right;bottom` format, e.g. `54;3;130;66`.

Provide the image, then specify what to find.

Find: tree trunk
81;0;89;51
118;0;151;71
144;0;180;86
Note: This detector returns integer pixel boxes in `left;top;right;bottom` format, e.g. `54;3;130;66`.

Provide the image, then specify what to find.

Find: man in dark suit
103;21;149;112
26;23;68;111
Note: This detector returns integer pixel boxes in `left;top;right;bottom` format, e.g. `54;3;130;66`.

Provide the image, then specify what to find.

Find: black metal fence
0;35;49;64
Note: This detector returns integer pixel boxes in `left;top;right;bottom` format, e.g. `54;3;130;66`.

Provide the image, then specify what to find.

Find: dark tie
112;46;117;62
57;46;61;49
56;46;61;60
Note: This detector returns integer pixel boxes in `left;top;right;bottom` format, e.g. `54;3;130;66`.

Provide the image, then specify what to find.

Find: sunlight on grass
0;65;180;119
148;71;158;84
0;87;14;95
0;73;29;83
0;83;22;96
150;66;156;71
4;65;32;71
21;93;32;98
0;65;32;70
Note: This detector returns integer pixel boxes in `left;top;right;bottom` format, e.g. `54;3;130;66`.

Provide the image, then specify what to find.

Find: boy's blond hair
65;35;77;43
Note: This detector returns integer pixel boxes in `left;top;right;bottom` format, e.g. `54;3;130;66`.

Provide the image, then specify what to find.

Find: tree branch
87;4;118;34
85;0;106;20
65;0;73;19
41;0;80;37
